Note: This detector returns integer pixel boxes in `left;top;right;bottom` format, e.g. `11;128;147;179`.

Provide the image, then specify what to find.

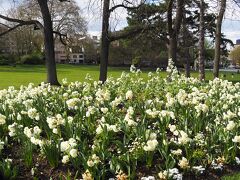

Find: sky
76;0;240;44
0;0;240;44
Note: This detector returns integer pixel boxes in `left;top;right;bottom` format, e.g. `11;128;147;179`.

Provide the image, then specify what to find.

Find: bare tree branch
0;14;43;29
109;0;145;12
53;30;67;45
0;23;24;37
0;14;68;45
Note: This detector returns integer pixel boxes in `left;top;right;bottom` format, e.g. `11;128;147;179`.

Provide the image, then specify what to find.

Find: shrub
0;54;16;65
20;52;44;65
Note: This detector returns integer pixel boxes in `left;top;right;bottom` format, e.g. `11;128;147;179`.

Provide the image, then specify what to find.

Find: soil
1;144;240;180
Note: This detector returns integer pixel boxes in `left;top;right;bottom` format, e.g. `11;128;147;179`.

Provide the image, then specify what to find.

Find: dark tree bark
213;0;226;78
182;12;190;77
167;0;184;63
167;0;174;61
37;0;60;85
99;0;146;82
99;0;110;82
199;0;205;80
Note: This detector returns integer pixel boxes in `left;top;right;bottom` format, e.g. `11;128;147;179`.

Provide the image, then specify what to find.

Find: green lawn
0;64;239;89
222;173;240;180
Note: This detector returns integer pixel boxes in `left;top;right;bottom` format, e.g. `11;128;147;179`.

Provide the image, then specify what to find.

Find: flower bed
0;63;239;179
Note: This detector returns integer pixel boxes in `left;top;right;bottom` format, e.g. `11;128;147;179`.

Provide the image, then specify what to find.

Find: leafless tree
0;0;85;85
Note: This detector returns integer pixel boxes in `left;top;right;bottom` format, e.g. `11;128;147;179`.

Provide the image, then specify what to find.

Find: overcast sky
1;0;240;44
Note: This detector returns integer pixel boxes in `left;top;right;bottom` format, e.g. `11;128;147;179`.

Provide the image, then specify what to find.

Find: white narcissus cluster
82;169;93;180
96;89;110;103
100;107;108;114
46;114;65;134
0;114;6;125
158;168;182;180
194;103;209;115
146;108;159;118
226;121;236;131
159;110;175;120
23;126;42;146
96;117;120;135
143;132;158;152
27;108;40;120
66;98;80;109
178;131;191;145
62;155;69;164
178;157;190;169
125;90;133;100
124;106;137;126
111;96;122;108
0;59;239;179
0;140;4;151
223;110;237;120
169;124;179;136
60;138;78;163
171;149;182;156
232;135;240;143
8;123;23;137
86;106;97;117
87;154;100;167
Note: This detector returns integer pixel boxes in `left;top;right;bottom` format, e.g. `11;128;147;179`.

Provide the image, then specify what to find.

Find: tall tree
181;12;191;77
19;0;87;37
198;0;205;80
167;0;184;63
213;0;226;78
0;0;82;85
99;0;147;82
37;0;59;85
99;0;110;82
229;45;240;65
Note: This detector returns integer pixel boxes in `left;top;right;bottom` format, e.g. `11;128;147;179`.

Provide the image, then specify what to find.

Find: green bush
0;54;16;65
20;53;44;65
132;56;141;66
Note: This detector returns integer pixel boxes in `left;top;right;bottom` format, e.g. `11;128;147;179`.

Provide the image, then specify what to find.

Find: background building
54;40;85;64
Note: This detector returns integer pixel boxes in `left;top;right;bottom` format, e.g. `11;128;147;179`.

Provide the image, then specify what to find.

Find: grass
0;64;239;89
222;173;240;180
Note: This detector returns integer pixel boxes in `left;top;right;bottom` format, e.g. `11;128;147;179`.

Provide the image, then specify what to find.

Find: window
79;54;84;58
73;55;77;58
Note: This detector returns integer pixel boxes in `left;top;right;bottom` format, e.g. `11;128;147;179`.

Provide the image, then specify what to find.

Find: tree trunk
213;0;226;78
185;57;190;77
37;0;60;85
199;0;205;80
99;0;110;82
167;0;184;64
168;36;177;62
182;11;190;77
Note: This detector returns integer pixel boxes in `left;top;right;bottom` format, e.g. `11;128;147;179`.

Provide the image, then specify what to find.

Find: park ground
0;64;240;180
0;64;239;89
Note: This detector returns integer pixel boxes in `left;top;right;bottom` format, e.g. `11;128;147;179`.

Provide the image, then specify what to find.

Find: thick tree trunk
213;0;226;78
167;0;174;62
167;0;184;64
168;36;177;62
99;0;110;82
37;0;60;85
182;11;191;77
199;0;205;80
